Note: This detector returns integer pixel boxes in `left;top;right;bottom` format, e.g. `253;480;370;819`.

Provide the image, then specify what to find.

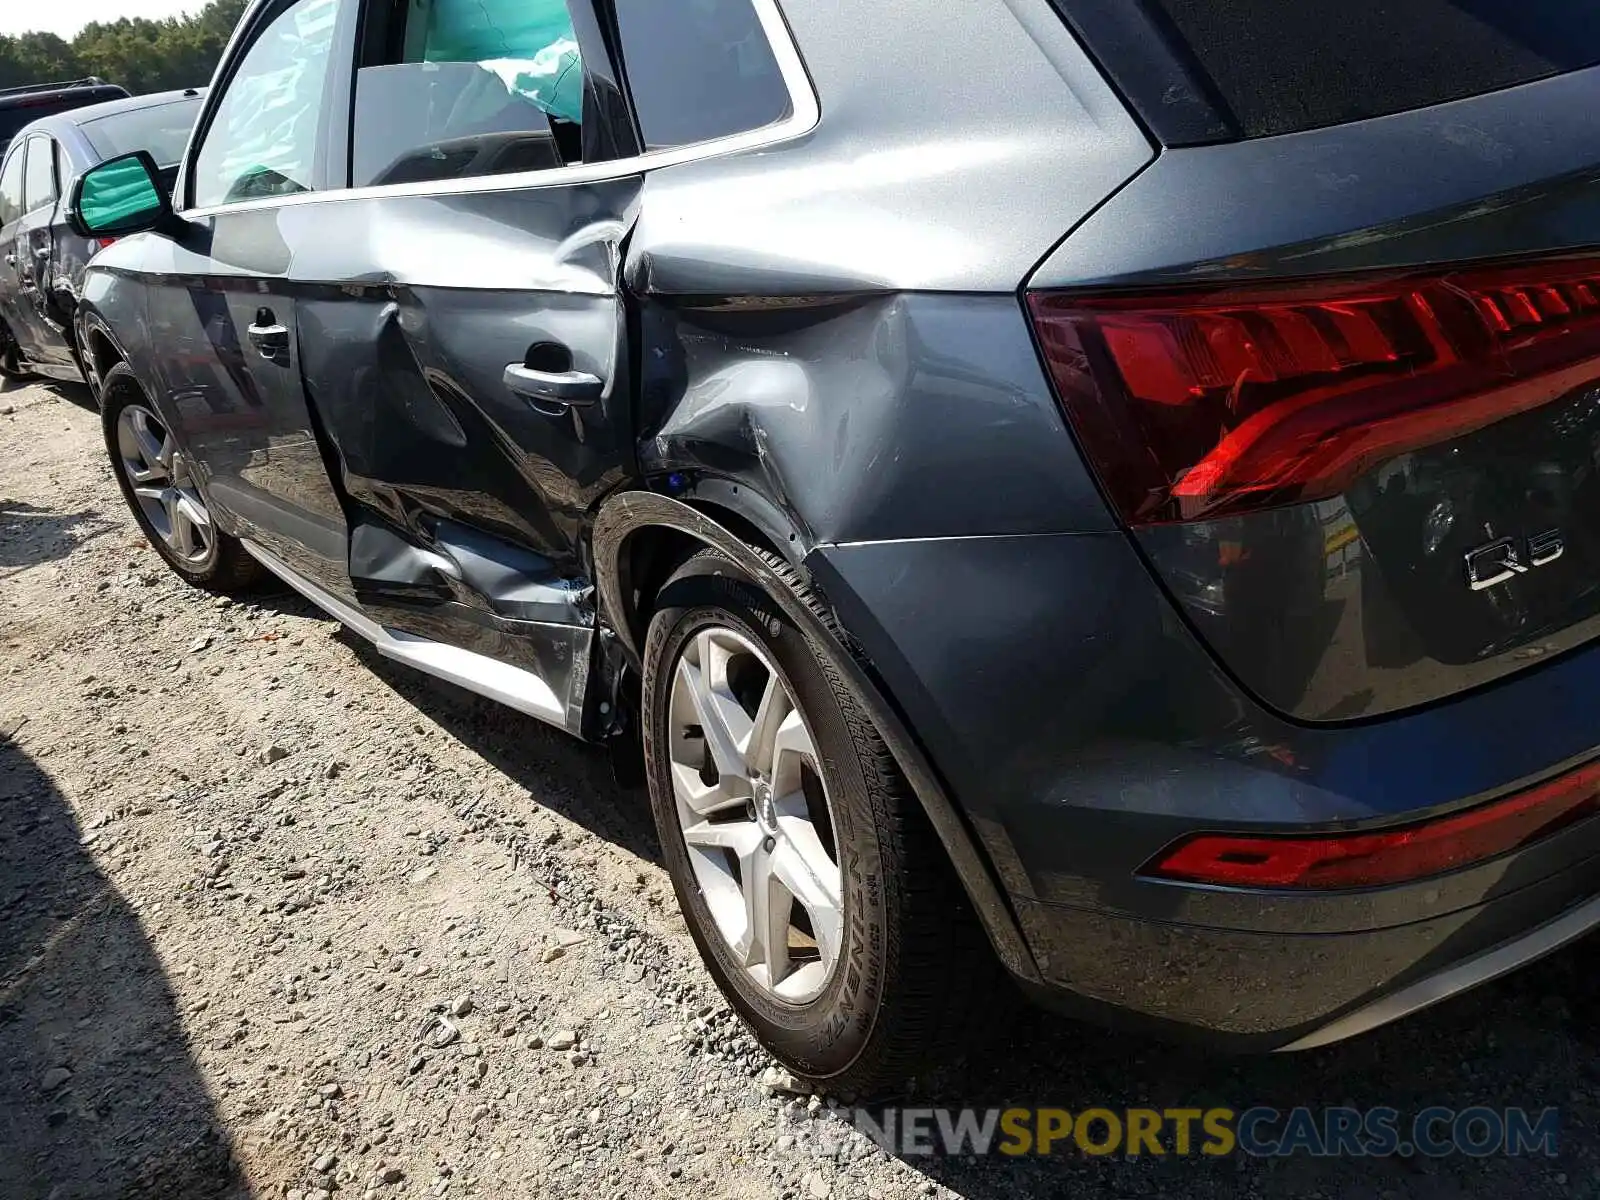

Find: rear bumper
808;530;1600;1046
1279;887;1600;1051
1012;845;1600;1050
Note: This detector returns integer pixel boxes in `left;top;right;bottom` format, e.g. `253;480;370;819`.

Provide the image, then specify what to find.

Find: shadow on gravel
235;588;1600;1200
29;379;98;411
353;645;661;863
242;588;663;865
0;735;248;1200
0;500;114;573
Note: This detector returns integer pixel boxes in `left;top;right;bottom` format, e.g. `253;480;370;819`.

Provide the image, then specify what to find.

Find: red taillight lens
1141;759;1600;890
1028;258;1600;526
92;237;116;253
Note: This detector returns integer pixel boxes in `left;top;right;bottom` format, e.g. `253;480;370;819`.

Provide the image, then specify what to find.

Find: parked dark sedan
65;0;1600;1096
0;88;202;383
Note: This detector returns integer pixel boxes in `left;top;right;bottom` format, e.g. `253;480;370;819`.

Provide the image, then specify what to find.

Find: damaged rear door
294;0;641;731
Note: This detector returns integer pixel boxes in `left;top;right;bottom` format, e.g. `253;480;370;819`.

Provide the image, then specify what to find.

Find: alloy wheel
668;626;843;1004
115;403;215;565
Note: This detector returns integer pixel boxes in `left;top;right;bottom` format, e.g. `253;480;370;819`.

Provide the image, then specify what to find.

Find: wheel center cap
753;779;778;836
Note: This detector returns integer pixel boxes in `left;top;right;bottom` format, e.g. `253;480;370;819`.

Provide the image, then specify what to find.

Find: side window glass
612;0;791;151
23;137;57;212
0;149;23;226
351;0;584;188
191;0;343;208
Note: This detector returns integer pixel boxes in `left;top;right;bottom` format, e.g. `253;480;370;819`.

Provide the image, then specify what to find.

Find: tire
642;547;987;1097
0;315;32;381
101;362;263;593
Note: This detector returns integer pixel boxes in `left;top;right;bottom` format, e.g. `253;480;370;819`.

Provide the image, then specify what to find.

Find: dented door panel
285;181;639;642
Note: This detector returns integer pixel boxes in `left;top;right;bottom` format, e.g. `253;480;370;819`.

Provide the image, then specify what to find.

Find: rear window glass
612;0;792;151
81;98;203;166
1149;0;1600;137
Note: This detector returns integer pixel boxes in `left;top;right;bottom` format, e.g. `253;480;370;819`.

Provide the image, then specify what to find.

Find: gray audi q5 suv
67;0;1600;1093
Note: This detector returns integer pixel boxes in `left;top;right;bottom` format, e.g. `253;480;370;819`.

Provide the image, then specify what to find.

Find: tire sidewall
643;555;890;1079
101;365;223;584
0;314;30;380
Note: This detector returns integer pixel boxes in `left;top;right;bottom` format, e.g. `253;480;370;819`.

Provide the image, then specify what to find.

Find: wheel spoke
175;493;212;551
745;672;790;777
166;493;194;556
740;839;791;985
770;838;843;973
670;762;746;819
676;633;753;791
128;407;169;473
769;708;816;797
682;816;763;854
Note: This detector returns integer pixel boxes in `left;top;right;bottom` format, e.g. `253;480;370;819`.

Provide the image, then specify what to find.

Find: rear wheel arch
591;489;1043;986
596;488;809;665
87;327;122;377
79;313;127;396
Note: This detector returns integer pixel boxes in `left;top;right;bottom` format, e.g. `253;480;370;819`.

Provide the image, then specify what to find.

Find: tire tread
658;546;996;1097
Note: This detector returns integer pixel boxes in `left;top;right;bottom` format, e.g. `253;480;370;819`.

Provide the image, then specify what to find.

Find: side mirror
67;150;175;239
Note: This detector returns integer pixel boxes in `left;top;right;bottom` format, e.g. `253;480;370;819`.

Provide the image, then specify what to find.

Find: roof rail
0;77;115;99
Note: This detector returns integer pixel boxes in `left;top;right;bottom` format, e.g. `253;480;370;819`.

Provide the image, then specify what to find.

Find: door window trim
22;135;58;213
178;0;818;219
0;144;23;228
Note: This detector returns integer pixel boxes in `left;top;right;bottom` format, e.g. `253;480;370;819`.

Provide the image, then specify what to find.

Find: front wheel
101;362;263;592
642;548;987;1097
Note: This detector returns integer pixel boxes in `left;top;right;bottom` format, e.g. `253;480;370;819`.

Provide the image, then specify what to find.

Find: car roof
61;88;207;126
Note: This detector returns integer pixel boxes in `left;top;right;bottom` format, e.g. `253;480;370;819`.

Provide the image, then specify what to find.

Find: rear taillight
1140;758;1600;890
92;237;116;253
1028;258;1600;526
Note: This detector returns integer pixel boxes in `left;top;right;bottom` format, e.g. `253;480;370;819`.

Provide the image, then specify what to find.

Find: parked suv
0;79;128;157
69;0;1600;1093
0;89;203;383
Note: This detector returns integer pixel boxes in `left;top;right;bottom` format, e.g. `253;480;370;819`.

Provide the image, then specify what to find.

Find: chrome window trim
22;134;59;214
178;0;818;221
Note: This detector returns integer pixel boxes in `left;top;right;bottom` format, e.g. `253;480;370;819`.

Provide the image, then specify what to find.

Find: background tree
0;0;248;94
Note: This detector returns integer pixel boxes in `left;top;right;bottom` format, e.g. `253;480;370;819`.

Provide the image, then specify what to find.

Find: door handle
503;362;603;407
247;321;289;358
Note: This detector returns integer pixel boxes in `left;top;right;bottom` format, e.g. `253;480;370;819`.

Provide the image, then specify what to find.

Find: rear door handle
247;322;289;358
503;363;603;407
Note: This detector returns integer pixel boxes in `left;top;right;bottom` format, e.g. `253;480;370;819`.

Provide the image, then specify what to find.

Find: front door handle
503;363;603;407
247;318;289;358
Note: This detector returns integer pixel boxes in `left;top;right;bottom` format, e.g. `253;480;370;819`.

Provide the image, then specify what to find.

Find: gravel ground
3;376;1600;1200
